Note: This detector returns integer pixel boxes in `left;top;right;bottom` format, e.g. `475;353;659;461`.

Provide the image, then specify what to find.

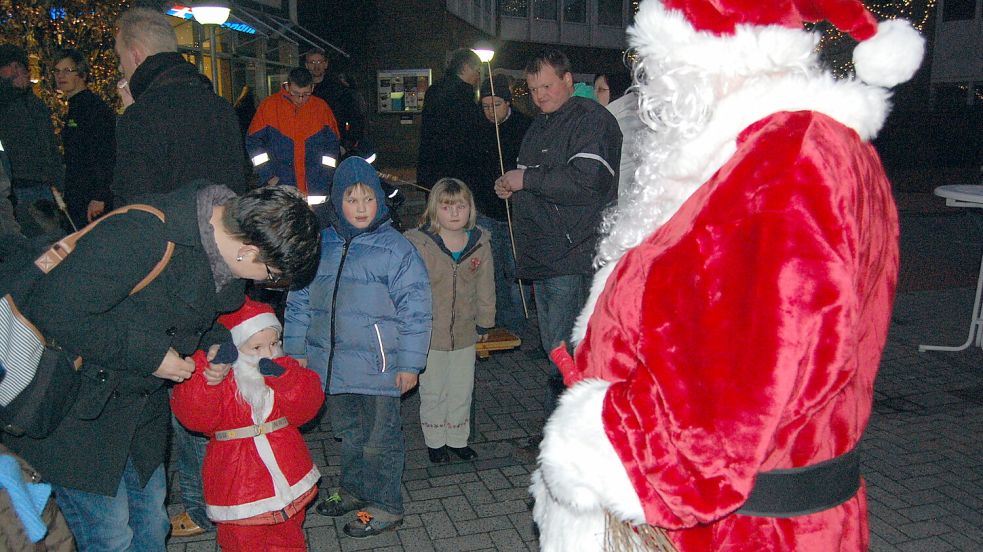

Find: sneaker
448;445;477;461
428;446;450;464
343;509;403;539
513;436;541;464
315;490;367;517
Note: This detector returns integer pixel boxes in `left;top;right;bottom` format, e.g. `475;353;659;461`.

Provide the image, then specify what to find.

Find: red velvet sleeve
593;113;885;528
267;356;325;427
170;350;230;435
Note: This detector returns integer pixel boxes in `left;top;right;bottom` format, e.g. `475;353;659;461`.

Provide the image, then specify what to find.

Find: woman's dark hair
597;72;632;103
223;186;321;290
54;48;89;81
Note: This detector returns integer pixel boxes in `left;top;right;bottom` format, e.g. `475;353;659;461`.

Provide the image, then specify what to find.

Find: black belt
736;447;860;518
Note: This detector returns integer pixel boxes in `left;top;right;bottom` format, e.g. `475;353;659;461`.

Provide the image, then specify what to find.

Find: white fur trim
854;20;925;89
629;1;820;78
531;469;607;551
206;465;320;521
536;379;645;526
229;313;281;347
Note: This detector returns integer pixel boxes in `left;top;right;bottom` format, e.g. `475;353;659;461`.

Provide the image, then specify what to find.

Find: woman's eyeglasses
51;68;79;75
264;264;283;284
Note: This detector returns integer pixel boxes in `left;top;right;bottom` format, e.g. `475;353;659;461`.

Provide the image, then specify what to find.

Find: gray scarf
196;185;238;292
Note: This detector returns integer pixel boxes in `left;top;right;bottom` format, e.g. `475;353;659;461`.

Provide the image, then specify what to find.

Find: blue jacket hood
331;157;389;240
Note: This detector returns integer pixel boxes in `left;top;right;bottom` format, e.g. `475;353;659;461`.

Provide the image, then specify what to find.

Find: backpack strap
34;204;175;296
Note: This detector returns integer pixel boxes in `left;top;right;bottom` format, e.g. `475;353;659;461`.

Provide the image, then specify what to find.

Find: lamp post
191;2;231;93
472;43;528;319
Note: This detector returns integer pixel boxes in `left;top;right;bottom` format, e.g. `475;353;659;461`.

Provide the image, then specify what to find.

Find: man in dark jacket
53;48;116;228
476;74;531;335
416;48;484;187
494;49;621;452
0;44;64;237
4;182;320;551
305;49;366;155
112;8;246;205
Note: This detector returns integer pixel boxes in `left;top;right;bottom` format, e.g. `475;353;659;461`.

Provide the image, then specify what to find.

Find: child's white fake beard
233;353;273;424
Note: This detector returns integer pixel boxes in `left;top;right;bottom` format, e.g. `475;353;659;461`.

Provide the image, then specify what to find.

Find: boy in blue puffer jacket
283;157;432;539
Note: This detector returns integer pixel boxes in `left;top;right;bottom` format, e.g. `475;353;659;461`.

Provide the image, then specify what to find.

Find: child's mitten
212;342;239;365
258;358;285;377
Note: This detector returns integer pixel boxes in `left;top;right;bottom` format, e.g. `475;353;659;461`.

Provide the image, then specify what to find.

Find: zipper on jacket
450;263;458;350
553;205;572;244
326;241;350;376
373;323;387;372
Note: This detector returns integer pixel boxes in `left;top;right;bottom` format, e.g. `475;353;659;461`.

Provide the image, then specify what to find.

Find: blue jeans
330;393;405;516
477;215;528;334
533;274;591;418
172;414;214;531
53;458;168;551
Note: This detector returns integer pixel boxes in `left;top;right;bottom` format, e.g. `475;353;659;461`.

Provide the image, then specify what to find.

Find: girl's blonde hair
420;178;477;233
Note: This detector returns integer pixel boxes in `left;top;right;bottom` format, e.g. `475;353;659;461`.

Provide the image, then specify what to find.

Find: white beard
233;353;273;424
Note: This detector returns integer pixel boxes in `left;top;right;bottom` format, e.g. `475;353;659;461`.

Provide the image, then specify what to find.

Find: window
564;0;586;23
501;0;528;17
534;0;557;20
598;0;624;26
942;0;977;21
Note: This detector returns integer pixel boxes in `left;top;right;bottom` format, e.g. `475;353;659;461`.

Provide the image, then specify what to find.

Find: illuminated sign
166;5;256;34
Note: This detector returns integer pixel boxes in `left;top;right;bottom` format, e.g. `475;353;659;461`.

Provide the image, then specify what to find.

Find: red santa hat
631;0;923;88
218;298;282;347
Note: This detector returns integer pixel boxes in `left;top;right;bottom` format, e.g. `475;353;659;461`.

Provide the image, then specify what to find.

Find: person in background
0;134;20;236
405;178;494;464
593;72;631;108
595;71;641;205
417;48;484;187
475;74;530;336
284;157;431;539
304;49;366;155
246;67;340;200
53;48;116;228
172;298;323;552
112;7;246;204
0;43;63;237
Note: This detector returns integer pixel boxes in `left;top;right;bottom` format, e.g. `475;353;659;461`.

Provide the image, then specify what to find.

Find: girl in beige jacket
405;178;495;464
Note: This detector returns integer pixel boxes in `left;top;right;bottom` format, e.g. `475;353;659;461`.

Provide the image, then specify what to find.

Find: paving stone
432;533;495;551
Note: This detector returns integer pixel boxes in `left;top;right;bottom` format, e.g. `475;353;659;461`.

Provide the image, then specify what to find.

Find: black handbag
0;205;173;438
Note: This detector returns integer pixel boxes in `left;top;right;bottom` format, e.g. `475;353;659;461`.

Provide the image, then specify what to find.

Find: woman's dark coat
4;182;245;495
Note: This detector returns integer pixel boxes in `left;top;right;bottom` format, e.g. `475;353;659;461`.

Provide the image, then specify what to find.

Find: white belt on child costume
215;417;288;441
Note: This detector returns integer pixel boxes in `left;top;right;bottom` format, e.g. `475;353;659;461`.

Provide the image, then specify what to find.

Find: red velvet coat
555;111;898;550
171;352;324;522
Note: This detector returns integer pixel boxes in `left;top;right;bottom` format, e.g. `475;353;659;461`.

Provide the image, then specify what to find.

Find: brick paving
166;194;983;551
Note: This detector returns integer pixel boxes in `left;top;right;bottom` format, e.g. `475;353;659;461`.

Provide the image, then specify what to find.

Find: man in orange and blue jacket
247;67;340;200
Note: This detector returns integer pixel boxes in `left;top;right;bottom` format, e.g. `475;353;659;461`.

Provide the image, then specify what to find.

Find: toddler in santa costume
530;0;925;550
172;298;324;551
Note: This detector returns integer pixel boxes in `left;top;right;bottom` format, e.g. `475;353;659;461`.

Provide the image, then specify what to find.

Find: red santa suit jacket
539;110;898;551
172;352;324;522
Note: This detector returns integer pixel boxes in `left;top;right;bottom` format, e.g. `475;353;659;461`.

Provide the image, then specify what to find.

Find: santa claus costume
172;298;324;551
530;0;924;551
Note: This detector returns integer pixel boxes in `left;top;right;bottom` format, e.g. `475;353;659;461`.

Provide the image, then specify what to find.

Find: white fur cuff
536;379;646;523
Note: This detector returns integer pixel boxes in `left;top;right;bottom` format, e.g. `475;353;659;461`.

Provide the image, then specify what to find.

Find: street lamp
191;1;231;93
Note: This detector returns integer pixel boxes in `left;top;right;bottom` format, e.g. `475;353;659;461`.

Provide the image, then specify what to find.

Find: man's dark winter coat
62;89;116;224
313;76;365;152
0;79;63;189
475;109;531;221
416;74;483;187
4;182;246;495
512;96;621;280
112;52;246;205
